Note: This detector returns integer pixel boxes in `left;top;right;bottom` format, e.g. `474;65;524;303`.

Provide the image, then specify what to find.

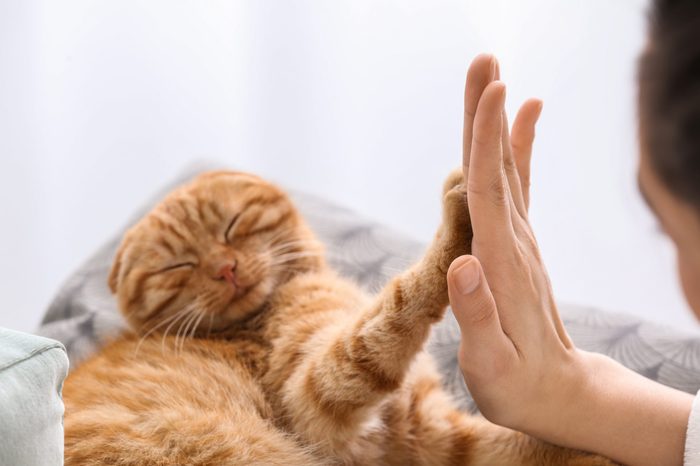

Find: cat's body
63;171;612;465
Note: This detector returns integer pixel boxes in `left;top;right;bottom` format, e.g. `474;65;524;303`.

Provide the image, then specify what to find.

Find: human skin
448;54;700;466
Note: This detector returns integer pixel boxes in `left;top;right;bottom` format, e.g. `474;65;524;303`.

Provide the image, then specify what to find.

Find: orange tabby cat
63;170;613;465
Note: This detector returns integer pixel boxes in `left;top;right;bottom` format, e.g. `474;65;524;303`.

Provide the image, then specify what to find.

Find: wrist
508;348;599;439
534;350;693;465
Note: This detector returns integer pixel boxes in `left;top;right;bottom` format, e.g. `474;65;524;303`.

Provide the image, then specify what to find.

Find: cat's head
109;170;324;334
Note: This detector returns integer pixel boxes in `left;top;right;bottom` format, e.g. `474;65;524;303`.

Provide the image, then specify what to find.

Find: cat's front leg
279;169;472;457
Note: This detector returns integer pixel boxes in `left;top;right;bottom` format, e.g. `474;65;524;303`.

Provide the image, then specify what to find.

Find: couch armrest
0;328;69;466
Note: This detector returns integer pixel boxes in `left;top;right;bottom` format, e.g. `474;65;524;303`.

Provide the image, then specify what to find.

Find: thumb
447;255;512;372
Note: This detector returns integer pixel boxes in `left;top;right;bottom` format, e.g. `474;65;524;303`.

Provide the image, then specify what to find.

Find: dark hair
639;0;700;206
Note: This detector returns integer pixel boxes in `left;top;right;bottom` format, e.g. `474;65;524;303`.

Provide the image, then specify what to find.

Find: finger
511;99;543;212
447;255;517;378
501;107;529;219
467;80;514;243
492;63;527;219
463;54;498;178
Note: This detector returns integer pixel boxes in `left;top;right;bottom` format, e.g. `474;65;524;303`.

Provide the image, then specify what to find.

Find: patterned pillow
38;169;700;413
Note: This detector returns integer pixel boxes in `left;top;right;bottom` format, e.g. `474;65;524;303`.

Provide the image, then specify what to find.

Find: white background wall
1;0;697;334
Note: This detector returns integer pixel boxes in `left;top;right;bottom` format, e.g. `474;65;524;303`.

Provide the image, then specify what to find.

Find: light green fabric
0;328;69;466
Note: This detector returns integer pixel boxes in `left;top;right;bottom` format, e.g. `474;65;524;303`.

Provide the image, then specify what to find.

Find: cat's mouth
233;284;252;301
219;281;258;314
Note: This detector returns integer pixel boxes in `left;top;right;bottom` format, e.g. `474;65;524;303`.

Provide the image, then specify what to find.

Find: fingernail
453;258;480;295
490;57;498;80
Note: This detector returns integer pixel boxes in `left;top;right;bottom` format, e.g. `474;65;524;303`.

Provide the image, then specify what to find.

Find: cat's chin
206;305;268;334
206;287;272;331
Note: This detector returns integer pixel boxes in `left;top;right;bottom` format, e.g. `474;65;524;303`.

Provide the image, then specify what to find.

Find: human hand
447;54;693;466
449;53;574;433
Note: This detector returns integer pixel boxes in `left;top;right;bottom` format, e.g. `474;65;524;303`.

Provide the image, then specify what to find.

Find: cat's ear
108;243;126;294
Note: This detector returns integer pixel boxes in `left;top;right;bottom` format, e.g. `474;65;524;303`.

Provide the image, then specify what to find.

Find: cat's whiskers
267;239;317;255
272;252;319;260
265;228;288;244
173;314;191;354
243;258;266;280
199;290;221;314
175;310;200;354
182;301;211;352
267;247;306;259
179;310;205;353
269;251;322;267
134;308;190;356
267;228;305;245
267;238;308;249
161;304;195;354
268;253;321;272
268;244;320;255
188;311;207;343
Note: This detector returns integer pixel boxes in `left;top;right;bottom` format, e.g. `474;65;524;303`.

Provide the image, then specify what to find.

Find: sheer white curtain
2;0;694;333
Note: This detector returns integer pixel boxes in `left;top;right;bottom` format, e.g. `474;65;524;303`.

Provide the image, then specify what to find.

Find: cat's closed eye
157;262;196;274
225;213;241;242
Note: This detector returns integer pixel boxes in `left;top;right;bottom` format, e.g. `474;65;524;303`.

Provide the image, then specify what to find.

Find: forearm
526;351;694;466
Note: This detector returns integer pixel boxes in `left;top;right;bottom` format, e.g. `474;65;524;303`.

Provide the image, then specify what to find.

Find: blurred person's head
637;0;700;315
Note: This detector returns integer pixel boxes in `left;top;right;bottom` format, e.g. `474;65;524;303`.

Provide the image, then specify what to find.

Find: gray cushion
38;168;700;413
0;328;68;466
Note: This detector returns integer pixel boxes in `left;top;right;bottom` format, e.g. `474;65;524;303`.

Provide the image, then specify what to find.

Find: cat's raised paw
432;168;472;266
441;168;464;197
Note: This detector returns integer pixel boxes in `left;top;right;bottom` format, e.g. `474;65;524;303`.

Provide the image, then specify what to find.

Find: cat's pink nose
215;260;238;286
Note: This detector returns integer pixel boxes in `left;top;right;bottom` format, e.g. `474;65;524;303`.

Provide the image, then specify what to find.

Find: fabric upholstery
0;328;68;466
